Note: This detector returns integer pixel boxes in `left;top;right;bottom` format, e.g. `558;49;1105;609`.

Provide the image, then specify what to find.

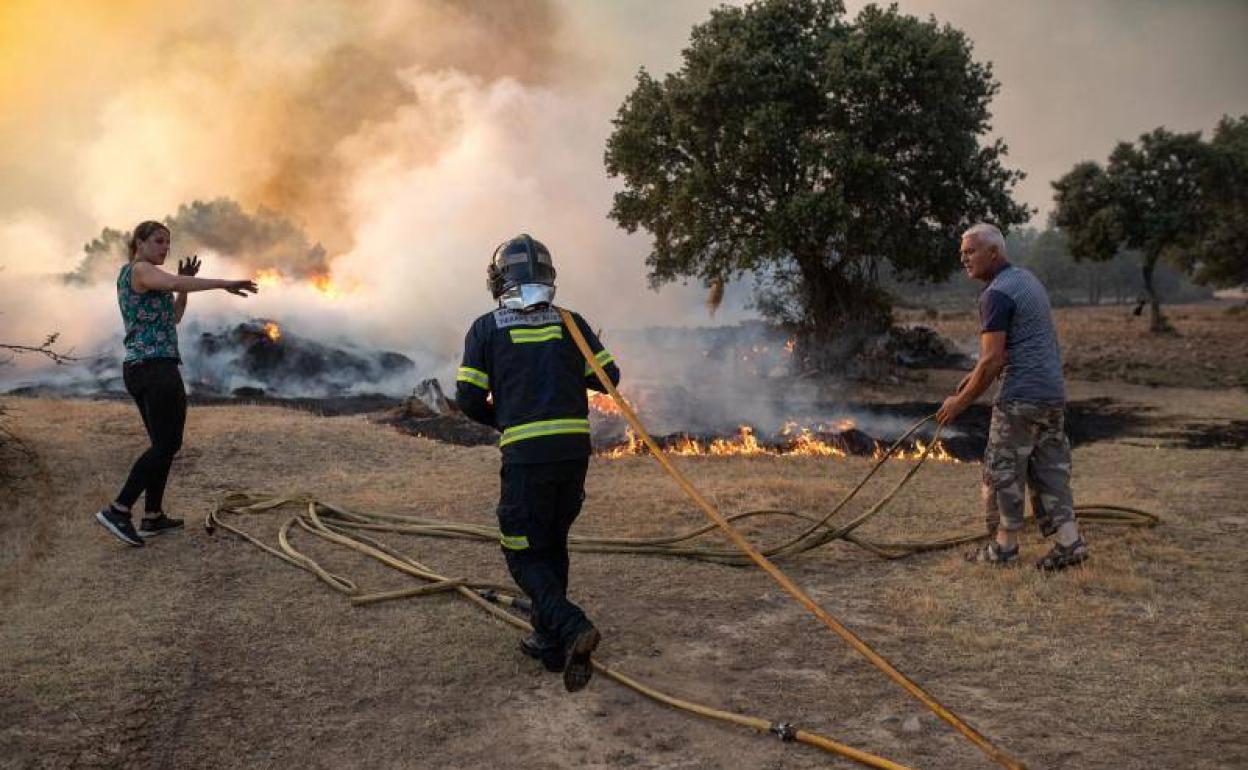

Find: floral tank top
118;263;180;363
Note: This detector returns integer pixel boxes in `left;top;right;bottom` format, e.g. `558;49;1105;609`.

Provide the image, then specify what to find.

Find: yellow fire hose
207;484;1155;770
557;307;1028;770
206;307;1160;768
208;494;916;770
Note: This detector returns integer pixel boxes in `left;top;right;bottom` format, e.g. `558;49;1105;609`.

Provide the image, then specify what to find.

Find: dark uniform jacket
455;305;620;464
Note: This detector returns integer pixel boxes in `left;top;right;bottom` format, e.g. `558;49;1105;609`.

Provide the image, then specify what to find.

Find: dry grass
907;299;1248;389
1;383;1246;769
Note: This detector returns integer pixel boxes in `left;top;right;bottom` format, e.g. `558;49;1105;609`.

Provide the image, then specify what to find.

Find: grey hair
963;222;1007;257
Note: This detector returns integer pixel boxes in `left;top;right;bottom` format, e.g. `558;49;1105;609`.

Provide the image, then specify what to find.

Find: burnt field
1;301;1246;770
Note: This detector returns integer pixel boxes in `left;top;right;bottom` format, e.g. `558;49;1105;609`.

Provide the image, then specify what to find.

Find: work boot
519;633;565;673
562;625;601;693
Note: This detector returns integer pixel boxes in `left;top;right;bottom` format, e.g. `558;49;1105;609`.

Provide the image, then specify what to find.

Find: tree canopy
1052;116;1247;332
604;0;1028;368
1181;116;1248;288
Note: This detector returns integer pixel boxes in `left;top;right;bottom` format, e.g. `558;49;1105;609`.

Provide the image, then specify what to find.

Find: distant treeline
887;227;1213;310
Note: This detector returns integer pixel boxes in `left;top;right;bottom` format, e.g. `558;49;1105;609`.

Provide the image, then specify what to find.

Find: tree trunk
1142;255;1172;333
792;259;892;373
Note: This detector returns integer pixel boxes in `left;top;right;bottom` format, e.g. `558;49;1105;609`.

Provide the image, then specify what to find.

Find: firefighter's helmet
487;233;557;310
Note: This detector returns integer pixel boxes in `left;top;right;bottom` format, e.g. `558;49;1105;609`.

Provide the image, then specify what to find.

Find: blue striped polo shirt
979;264;1066;403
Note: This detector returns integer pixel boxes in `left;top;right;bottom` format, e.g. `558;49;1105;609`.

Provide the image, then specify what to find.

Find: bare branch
0;333;81;365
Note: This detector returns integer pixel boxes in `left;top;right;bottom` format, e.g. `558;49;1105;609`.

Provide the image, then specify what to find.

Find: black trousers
497;458;591;648
116;359;187;513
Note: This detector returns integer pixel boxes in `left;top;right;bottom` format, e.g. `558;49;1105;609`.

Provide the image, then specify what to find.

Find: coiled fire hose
206;307;1159;769
208;493;919;769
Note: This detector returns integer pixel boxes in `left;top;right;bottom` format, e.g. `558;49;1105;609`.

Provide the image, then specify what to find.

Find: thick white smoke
0;0;738;392
3;0;1242;412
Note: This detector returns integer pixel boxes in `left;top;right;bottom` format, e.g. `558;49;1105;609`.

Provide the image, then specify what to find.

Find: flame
588;391;625;416
670;435;706;455
255;268;284;288
787;427;849;457
872;437;959;463
784;337;796;354
255;268;346;298
263;321;281;342
602;429;645;458
310;274;342;299
600;422;959;462
709;426;768;456
602;425;775;458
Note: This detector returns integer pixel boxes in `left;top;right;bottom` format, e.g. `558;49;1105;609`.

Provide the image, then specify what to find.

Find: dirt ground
2;302;1247;770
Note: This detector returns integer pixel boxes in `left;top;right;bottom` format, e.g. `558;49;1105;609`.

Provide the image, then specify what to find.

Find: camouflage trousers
982;401;1075;536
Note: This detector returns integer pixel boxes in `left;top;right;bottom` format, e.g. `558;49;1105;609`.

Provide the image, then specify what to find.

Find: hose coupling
769;721;797;742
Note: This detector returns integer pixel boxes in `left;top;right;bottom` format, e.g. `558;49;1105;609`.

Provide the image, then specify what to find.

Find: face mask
500;283;556;311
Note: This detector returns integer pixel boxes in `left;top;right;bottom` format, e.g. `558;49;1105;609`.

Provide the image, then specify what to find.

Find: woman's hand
178;255;202;276
225;279;259;297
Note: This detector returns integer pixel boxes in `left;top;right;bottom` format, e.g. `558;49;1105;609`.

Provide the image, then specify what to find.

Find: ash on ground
373;379;498;447
190;319;414;398
3;319;417;402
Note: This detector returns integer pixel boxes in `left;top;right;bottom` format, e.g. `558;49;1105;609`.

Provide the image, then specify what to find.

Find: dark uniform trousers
497;458;591;648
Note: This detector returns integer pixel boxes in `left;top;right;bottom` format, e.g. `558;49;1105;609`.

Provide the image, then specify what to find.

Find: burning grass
596;421;962;462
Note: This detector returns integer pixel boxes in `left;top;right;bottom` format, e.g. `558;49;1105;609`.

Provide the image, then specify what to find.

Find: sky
0;0;1244;378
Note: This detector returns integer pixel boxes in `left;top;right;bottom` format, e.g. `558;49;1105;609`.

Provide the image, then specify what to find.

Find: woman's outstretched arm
131;261;258;297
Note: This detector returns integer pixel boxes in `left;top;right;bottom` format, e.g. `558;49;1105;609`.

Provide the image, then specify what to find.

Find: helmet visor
498;249;556;286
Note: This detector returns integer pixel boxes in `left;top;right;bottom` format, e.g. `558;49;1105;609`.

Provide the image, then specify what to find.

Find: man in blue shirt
936;223;1089;570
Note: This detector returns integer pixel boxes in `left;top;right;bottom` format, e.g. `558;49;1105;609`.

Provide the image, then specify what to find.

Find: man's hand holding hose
937;332;1006;425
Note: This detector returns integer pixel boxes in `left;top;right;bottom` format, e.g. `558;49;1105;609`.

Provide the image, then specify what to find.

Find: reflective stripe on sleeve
583;349;615;375
498;417;591;447
456;366;489;390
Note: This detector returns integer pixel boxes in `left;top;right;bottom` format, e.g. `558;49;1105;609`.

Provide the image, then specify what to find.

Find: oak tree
605;0;1028;369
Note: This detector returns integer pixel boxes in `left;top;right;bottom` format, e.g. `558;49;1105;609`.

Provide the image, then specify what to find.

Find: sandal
1036;538;1089;571
965;541;1019;566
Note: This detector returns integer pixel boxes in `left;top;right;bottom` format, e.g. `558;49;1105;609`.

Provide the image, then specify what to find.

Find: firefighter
455;233;620;692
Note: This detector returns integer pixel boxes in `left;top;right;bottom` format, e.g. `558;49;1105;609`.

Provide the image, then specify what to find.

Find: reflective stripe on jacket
455;305;620;464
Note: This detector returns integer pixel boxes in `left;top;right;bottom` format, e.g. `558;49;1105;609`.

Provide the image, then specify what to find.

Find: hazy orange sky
1;0;1245;355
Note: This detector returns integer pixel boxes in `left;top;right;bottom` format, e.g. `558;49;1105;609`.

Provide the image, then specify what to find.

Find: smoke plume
65;200;329;285
2;0;1243;416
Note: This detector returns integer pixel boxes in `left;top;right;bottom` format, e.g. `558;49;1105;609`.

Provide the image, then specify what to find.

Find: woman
94;220;258;547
